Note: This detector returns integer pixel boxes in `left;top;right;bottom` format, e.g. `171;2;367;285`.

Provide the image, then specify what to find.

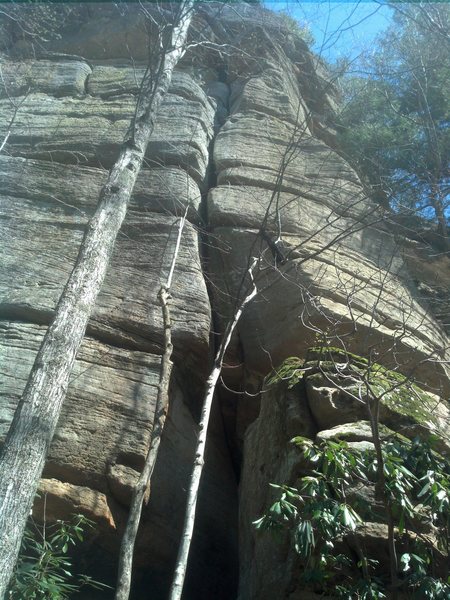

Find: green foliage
254;437;450;597
265;356;305;389
271;347;441;437
8;514;110;599
337;4;450;237
336;579;386;600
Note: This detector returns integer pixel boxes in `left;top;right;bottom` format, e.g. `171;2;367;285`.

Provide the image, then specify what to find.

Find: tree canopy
337;4;449;244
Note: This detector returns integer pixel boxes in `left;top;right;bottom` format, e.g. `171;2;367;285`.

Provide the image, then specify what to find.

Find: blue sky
264;1;393;62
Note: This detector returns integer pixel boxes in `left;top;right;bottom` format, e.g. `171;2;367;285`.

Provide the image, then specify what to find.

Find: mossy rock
265;356;305;389
306;346;369;370
316;420;400;444
270;348;450;454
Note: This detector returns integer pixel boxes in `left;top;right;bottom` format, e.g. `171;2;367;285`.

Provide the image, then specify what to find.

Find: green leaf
400;553;411;572
340;504;361;530
291;436;312;445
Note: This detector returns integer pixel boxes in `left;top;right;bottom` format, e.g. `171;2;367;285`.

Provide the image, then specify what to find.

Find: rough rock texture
208;47;448;390
239;353;450;599
0;321;237;593
0;153;209;366
0;59;92;98
0;90;213;181
0;3;449;600
0;10;234;596
238;382;315;600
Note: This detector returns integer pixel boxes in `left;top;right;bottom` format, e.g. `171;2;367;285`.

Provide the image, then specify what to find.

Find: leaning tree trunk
169;258;258;600
0;2;194;595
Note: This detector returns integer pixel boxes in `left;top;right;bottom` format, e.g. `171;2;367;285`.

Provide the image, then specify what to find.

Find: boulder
0;58;92;98
35;479;116;530
316;420;395;443
304;351;450;452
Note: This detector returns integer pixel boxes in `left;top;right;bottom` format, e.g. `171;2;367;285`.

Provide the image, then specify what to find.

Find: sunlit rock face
0;6;233;598
0;3;448;599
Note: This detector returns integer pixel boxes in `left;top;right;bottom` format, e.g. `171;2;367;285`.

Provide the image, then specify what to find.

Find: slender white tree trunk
115;212;187;600
169;258;259;600
0;3;194;596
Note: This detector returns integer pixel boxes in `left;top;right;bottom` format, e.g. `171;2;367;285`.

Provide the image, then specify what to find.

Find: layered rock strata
0;3;448;599
0;13;236;597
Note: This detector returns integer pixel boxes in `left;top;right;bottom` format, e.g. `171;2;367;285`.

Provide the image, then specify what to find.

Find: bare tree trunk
0;3;194;596
115;212;187;600
430;181;449;249
367;396;399;599
169;258;259;600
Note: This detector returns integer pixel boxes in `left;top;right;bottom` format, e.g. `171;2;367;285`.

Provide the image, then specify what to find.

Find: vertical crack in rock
0;46;240;599
199;75;246;479
0;4;448;599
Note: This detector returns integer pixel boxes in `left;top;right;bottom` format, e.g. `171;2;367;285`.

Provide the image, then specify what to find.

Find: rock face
239;350;450;600
0;4;448;600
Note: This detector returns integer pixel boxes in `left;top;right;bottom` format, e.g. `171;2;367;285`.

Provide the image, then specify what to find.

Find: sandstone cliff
0;3;448;599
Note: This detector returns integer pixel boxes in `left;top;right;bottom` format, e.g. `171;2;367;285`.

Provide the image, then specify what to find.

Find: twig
114;209;187;600
169;257;259;600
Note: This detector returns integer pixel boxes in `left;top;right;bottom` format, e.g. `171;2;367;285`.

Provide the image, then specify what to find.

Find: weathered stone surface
39;6;165;61
0;321;162;491
0;155;202;223
316;420;395;443
35;479;115;530
107;463;139;507
209;35;448;408
401;236;450;333
229;57;307;126
0;88;214;180
0;320;238;598
0;52;224;597
208;227;447;392
214;113;358;184
0;58;91;97
88;67;211;109
347;440;375;452
209;180;378;233
347;522;447;578
37;2;286;67
1;5;449;599
0;176;210;366
238;381;315;600
305;367;450;450
306;375;364;432
207;54;448;398
239;358;449;599
0;92;133;165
